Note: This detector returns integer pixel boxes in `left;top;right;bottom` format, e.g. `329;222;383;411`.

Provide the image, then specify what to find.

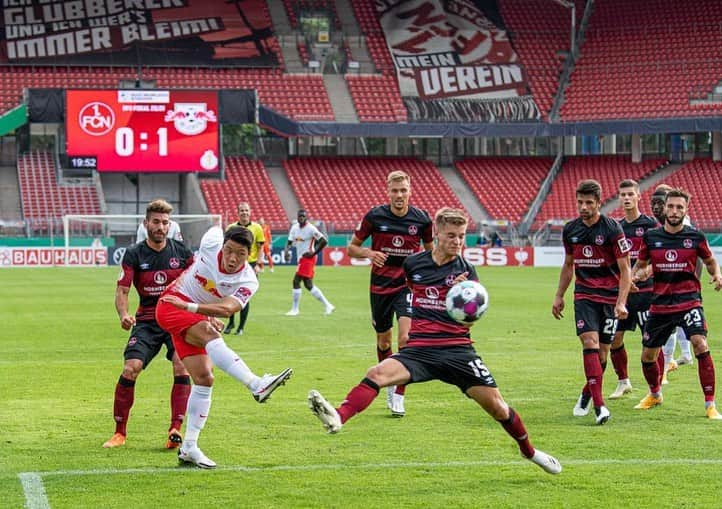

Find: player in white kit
156;225;292;468
283;209;335;316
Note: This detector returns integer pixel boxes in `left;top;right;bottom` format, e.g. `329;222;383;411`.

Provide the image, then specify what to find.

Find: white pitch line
20;457;722;508
18;472;49;509
24;457;722;478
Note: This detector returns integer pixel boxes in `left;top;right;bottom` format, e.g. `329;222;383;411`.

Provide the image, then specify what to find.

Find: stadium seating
348;1;395;73
636;159;722;231
0;66;335;121
17;150;101;233
533;155;668;228
456;157;554;223
561;0;722;120
283;157;472;231
345;74;407;122
200;156;288;231
497;0;585;118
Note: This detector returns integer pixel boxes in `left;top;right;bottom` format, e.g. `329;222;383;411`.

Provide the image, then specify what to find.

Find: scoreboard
66;89;220;173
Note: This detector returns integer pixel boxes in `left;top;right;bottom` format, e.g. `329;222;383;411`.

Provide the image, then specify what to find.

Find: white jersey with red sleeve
172;226;258;308
288;222;324;256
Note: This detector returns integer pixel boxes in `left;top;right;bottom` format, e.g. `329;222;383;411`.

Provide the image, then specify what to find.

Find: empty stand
498;0;585;118
200;157;288;231
533;155;667;227
284;157;472;231
345;75;407;122
637;159;722;230
0;67;334;121
561;0;722;120
17;151;101;234
456;157;554;223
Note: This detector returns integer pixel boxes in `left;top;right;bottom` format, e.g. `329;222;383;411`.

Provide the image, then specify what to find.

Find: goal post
63;214;222;266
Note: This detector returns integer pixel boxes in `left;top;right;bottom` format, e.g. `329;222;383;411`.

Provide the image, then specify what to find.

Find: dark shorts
370;290;412;333
392;345;497;393
643;307;707;349
124;321;175;367
574;299;618;344
617;291;652;332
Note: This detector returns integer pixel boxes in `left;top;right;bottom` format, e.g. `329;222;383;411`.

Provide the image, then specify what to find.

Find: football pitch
2;266;722;508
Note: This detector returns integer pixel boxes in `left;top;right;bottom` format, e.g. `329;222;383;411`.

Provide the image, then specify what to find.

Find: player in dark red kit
552;179;631;425
309;208;561;475
608;179;659;399
632;189;722;419
347;170;433;417
103;199;195;449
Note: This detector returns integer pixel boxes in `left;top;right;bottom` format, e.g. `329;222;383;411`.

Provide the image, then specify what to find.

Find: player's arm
615;254;631;319
348;234;387;267
304;235;327;258
552;254;574;319
160;294;242;318
701;255;722;291
115;285;136;330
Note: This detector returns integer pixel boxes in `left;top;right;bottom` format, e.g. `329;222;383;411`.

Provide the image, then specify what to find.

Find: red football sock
170;376;191;431
610;345;629;380
641;361;661;394
499;408;535;458
583;349;604;407
656;349;665;385
394;385;406;396
113;376;135;436
336;378;379;424
697;351;716;402
377;347;392;363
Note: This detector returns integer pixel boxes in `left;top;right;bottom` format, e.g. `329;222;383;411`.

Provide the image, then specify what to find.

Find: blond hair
435;207;468;229
387;170;410;187
145;199;173;219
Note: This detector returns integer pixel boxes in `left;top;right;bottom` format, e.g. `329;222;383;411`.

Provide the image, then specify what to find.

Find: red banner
322;247;533;267
0;247;108;267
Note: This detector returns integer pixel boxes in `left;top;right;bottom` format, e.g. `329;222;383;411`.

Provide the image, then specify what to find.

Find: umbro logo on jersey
412;274;422;281
379;225;389;231
571;237;578;242
654;242;663;247
140;263;150;269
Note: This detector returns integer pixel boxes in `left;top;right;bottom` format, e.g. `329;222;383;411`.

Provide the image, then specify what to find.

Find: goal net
63;214;222;266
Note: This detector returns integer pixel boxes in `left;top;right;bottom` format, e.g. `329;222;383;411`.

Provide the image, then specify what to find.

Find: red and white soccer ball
445;280;489;325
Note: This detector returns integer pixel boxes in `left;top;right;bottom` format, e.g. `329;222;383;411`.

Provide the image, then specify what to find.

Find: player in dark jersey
552;179;632;425
631;188;722;419
347;170;433;417
309;208;561;475
103;199;195;449
608;179;659;399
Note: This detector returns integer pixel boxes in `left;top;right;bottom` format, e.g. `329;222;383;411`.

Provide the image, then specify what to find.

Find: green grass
2;266;722;508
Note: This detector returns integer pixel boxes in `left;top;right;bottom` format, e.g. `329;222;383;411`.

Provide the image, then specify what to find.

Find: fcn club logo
78;102;115;136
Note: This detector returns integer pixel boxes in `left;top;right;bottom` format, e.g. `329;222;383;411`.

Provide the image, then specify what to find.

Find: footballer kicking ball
445;280;489;325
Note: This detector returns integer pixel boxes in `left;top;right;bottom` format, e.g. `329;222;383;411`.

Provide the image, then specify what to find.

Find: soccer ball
445;280;489;325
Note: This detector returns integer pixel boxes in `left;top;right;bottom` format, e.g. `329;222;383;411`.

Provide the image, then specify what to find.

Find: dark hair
223;225;254;249
618;179;638;191
576;179;602;201
666;188;690;203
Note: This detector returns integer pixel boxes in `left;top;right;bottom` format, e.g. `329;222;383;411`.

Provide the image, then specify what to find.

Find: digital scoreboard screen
66;89;220;173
